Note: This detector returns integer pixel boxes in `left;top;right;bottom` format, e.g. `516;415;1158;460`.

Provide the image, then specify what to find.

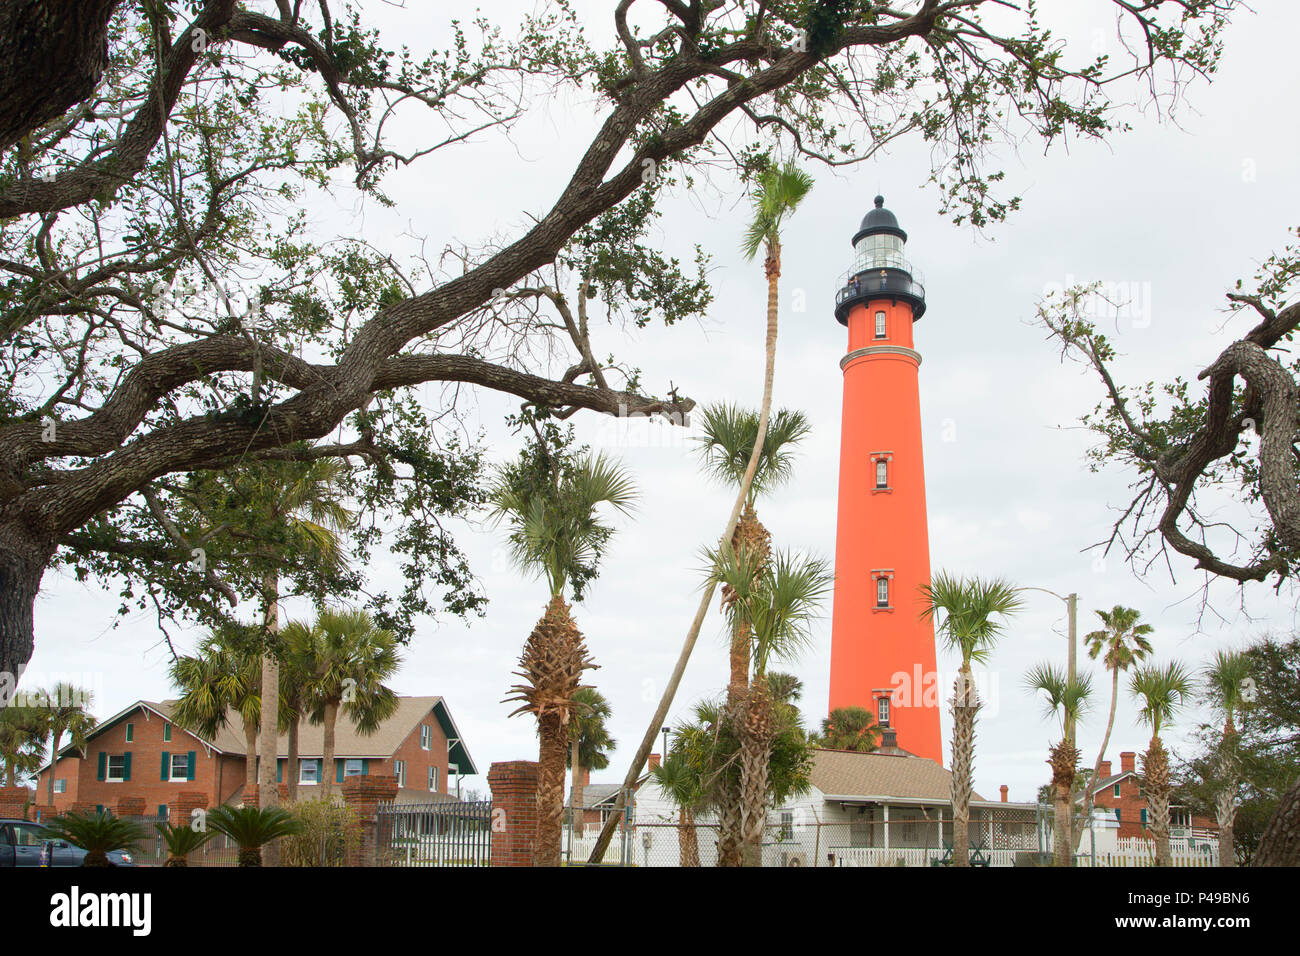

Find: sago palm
171;624;263;789
44;811;148;867
919;572;1023;867
1082;606;1153;837
1203;649;1251;867
1025;662;1093;866
1129;661;1193;867
819;706;883;753
707;544;832;867
293;607;401;799
494;450;636;866
567;686;615;835
29;682;93;809
207;804;304;867
155;820;215;867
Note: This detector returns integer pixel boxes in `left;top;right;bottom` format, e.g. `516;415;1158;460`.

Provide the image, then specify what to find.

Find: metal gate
377;800;492;866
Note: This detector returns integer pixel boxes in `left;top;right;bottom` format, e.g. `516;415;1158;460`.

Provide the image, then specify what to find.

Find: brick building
36;695;476;818
1088;750;1217;839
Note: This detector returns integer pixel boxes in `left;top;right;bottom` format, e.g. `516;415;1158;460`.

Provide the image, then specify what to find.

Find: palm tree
586;161;813;865
0;703;45;787
1082;606;1153;841
155;821;215;867
651;749;704;867
567;687;614;837
1025;662;1093;866
707;545;832;867
919;572;1023;867
1129;661;1194;866
293;607;402;800
44;811;148;867
1203;649;1251;867
207;805;304;866
818;706;883;753
29;683;93;809
170;625;263;790
494;450;637;867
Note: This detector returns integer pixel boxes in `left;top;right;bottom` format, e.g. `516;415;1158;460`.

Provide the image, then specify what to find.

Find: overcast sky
22;1;1300;804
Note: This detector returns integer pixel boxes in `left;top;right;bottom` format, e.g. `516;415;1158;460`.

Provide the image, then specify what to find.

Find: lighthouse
826;195;943;764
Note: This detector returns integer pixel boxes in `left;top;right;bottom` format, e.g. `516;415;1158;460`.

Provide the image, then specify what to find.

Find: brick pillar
29;803;56;823
171;791;209;828
0;786;30;819
241;784;258;807
488;761;538;867
71;801;98;816
115;795;146;818
340;774;399;867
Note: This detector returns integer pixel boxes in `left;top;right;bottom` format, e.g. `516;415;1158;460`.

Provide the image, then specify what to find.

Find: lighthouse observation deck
834;263;926;324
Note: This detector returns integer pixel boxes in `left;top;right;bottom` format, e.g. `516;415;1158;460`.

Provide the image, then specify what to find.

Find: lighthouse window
877;697;890;727
876;577;889;607
874;311;886;339
875;459;888;488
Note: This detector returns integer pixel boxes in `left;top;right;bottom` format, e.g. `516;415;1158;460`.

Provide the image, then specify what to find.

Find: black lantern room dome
851;195;907;246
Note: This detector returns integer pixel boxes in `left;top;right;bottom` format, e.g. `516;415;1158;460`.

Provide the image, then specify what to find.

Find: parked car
0;819;136;867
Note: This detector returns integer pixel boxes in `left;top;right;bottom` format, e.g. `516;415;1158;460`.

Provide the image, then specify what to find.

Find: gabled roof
40;700;214;770
568;783;623;810
809;748;988;804
43;696;477;775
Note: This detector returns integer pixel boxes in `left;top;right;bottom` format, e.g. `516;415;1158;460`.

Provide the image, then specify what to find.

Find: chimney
999;785;1008;803
582;768;590;786
1099;760;1112;780
649;753;661;770
1120;752;1136;774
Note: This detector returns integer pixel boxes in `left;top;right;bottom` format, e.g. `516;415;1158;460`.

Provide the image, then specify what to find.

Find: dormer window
874;310;886;339
875;459;888;489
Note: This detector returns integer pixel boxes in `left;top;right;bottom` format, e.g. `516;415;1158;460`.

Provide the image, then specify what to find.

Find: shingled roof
809;748;987;803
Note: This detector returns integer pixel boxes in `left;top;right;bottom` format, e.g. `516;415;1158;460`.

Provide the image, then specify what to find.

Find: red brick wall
371;711;452;796
34;705;242;817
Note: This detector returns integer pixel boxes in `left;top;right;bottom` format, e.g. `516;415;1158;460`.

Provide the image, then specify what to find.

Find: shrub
281;798;360;867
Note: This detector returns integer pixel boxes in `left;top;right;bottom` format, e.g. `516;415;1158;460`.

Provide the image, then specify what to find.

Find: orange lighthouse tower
827;196;942;764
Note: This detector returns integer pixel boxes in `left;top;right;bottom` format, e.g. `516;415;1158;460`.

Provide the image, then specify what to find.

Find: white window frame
420;724;432;750
53;779;67;794
877;697;891;727
299;759;319;785
394;759;406;788
106;754;126;782
876;576;889;607
874;310;887;339
344;758;364;777
875;459;888;488
168;753;189;782
429;766;439;793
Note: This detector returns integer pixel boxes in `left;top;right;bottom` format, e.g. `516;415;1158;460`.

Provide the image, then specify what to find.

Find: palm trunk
1142;735;1172;866
535;710;567;866
679;806;700;867
1253;777;1300;866
257;571;280;865
716;783;743;868
949;663;979;867
569;737;583;837
286;717;299;803
738;680;774;868
45;727;61;807
1084;668;1121;844
242;718;257;800
1216;714;1237;867
585;238;784;865
1048;738;1080;866
319;700;338;800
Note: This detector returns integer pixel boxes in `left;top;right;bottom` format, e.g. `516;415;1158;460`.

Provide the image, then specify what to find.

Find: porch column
882;804;889;851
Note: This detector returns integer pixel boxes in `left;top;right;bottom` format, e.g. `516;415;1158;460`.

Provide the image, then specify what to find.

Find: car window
13;825;49;847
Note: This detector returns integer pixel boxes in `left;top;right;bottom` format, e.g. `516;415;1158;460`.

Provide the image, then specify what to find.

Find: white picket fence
829;846;1024;867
